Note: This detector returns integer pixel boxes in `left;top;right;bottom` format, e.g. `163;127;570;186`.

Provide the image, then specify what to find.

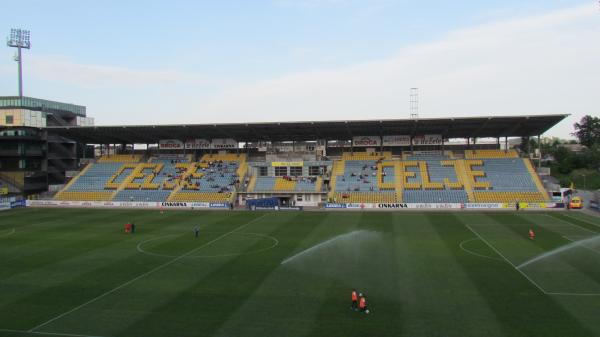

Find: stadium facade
0;96;93;195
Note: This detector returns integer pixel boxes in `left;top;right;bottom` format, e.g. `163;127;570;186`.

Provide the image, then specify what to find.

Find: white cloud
27;56;206;88
188;3;600;138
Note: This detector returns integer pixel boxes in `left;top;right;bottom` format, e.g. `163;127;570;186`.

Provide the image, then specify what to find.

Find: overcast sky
1;0;598;139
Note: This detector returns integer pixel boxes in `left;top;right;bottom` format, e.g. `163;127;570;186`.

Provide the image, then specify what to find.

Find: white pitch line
28;213;269;333
0;328;108;337
464;224;549;295
561;213;600;229
0;228;15;237
458;237;502;261
136;232;279;259
543;214;597;234
546;291;600;296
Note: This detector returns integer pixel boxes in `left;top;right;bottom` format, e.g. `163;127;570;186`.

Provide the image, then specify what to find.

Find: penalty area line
27;213;269;333
544;214;597;235
0;328;109;337
560;213;600;229
463;224;549;295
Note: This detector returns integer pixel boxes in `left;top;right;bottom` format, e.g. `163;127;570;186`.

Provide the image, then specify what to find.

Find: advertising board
463;203;507;209
382;135;411;146
159;139;184;150
412;134;443;146
185;139;211;149
211;138;238;149
271;162;303;167
27;200;227;210
352;136;381;147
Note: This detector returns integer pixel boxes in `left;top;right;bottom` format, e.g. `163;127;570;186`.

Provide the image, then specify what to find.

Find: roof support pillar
538;134;541;168
505;137;508;152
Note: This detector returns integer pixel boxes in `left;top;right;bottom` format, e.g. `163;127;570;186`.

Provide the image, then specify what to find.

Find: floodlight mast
6;28;31;98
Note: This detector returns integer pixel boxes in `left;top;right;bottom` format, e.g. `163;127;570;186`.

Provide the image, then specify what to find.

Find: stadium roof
47;114;568;144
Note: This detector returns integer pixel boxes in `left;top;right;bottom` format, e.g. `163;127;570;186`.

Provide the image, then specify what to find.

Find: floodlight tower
409;87;419;120
7;28;31;98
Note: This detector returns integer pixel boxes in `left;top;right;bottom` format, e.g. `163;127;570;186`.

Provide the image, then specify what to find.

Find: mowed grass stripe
451;212;596;337
565;212;600;228
0;210;237;291
0;208;169;265
0;209;598;337
0;209;190;278
474;213;600;293
27;212;269;334
420;213;511;337
109;212;323;337
0;210;254;330
515;213;600;292
546;212;600;233
212;212;361;337
306;212;406;337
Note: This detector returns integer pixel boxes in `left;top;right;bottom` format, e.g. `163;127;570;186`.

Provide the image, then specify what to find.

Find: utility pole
410;88;419;120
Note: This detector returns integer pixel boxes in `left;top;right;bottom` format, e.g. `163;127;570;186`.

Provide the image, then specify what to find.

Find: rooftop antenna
409;87;419;120
7;28;31;98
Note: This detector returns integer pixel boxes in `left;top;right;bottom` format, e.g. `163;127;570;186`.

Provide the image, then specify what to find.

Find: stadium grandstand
8;114;566;208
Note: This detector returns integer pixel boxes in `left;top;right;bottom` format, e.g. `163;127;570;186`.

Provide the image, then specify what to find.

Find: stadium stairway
393;162;404;202
247;174;258;192
454;160;475;202
315;177;323;192
328;160;345;200
54;163;93;200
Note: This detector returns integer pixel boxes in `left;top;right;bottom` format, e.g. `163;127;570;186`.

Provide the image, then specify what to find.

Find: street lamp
6;28;31;98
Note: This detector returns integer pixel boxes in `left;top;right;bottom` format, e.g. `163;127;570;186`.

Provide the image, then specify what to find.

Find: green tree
572;115;600;147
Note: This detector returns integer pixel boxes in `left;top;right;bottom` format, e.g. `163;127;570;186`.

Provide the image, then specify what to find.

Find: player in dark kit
194;225;200;238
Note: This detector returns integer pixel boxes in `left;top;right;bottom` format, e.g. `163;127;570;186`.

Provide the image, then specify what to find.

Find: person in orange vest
350;289;358;311
529;229;535;240
359;293;369;314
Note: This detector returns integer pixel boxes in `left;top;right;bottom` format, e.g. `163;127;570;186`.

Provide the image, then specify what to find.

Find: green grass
0;208;599;337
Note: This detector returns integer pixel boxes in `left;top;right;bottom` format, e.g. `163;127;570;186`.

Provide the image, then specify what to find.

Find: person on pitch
351;289;358;311
529;229;535;240
194;225;200;238
359;293;369;314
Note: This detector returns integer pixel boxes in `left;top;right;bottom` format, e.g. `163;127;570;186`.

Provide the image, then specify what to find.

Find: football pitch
0;208;599;337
